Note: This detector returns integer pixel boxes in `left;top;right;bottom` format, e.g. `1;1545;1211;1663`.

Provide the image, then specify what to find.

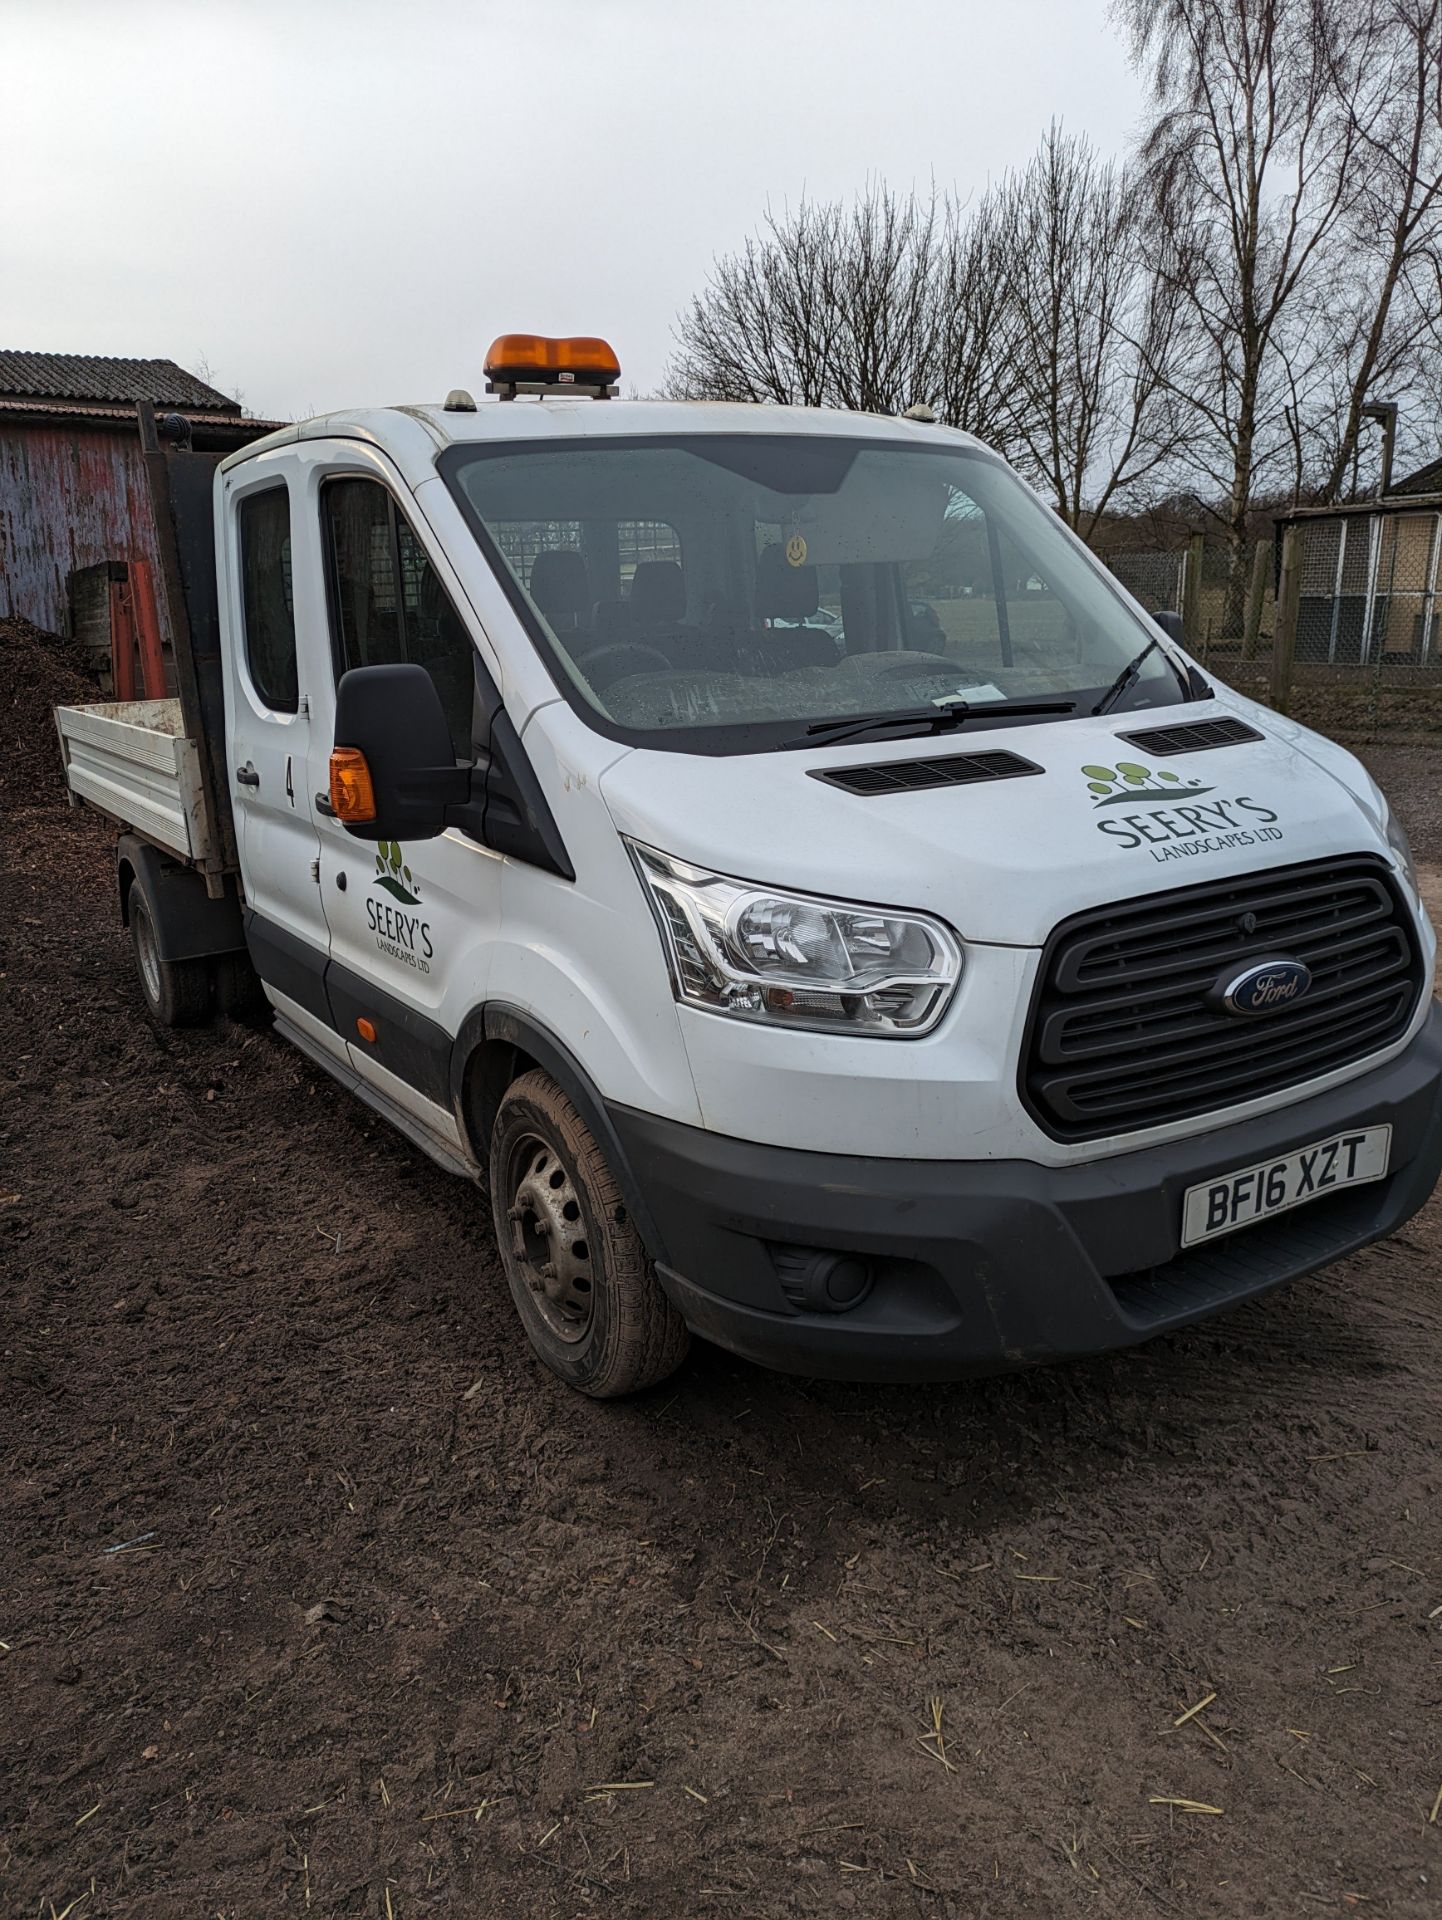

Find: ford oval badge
1221;956;1313;1016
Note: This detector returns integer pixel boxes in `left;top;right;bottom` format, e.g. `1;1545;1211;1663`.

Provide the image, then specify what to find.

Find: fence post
1241;541;1269;661
1182;533;1205;654
1271;526;1302;715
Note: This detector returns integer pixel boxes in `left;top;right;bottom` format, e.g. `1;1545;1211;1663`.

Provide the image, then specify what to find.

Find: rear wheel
489;1070;690;1397
129;888;213;1027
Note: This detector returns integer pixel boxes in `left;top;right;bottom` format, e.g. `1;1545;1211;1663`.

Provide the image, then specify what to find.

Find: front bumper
610;1002;1442;1381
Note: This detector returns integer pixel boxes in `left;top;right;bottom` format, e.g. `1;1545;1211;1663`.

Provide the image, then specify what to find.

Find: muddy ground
4;628;1442;1917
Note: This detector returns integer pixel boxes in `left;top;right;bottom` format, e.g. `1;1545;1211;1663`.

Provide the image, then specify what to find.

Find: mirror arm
443;786;489;842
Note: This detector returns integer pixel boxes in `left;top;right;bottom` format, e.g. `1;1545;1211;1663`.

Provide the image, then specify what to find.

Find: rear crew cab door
220;462;336;1048
299;444;502;1138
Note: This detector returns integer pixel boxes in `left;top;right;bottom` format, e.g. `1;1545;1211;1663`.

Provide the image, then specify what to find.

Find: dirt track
5;644;1442;1916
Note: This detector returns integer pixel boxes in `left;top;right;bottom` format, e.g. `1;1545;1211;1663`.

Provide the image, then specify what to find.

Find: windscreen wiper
792;696;1076;752
1092;637;1163;716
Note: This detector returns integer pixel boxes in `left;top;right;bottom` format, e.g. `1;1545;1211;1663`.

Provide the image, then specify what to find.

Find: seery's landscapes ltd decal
367;840;434;974
1082;760;1283;864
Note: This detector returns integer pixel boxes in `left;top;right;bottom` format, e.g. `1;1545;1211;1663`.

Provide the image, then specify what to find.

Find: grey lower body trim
244;907;453;1108
274;1013;478;1182
610;1003;1442;1382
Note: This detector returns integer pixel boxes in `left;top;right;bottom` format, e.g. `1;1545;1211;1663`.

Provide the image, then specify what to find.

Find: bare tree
1117;0;1361;624
667;147;1182;533
665;187;943;416
669;6;1442;556
1308;0;1442;498
991;126;1186;537
926;190;1022;445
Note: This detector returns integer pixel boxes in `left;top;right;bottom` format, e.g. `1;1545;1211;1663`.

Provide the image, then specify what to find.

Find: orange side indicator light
356;1017;378;1044
329;746;377;824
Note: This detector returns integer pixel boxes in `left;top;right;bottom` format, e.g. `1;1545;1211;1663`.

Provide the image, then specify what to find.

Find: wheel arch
451;1004;670;1266
115;833;245;964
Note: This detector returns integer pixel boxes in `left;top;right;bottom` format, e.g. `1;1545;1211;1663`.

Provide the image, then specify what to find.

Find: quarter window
238;487;298;713
321;477;476;758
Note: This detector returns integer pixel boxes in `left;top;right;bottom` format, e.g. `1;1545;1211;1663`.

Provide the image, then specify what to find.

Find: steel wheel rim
505;1131;594;1342
134;904;161;1005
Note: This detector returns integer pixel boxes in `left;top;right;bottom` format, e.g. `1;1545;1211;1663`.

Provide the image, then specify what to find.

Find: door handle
315;792;336;817
235;762;260;788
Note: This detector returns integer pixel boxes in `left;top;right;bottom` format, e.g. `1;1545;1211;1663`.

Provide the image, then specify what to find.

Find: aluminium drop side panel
54;698;207;861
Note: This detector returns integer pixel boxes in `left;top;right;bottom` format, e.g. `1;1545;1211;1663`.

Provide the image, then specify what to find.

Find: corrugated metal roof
1389;455;1442;497
0;394;282;431
0;350;239;410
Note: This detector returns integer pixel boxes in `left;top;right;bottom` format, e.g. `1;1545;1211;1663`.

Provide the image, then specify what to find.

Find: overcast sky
3;0;1144;421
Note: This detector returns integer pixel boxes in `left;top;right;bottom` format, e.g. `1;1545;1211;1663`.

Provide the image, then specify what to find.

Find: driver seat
754;544;836;669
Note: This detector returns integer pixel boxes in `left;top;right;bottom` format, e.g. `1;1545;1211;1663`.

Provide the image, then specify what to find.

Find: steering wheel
579;642;673;693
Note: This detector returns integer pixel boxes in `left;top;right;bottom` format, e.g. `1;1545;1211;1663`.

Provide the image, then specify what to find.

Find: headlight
1385;806;1419;893
626;840;963;1036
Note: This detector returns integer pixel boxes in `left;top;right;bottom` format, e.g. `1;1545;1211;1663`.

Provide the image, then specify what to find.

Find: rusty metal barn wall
0;421;169;642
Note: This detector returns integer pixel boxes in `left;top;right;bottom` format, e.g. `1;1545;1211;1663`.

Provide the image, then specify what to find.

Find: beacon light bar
482;333;620;400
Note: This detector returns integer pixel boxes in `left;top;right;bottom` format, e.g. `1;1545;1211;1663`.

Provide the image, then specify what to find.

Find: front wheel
489;1070;690;1397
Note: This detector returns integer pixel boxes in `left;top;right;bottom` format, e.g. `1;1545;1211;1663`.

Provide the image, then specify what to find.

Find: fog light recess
772;1246;875;1314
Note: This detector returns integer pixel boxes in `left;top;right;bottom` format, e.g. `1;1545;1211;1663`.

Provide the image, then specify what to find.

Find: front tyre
489;1070;689;1397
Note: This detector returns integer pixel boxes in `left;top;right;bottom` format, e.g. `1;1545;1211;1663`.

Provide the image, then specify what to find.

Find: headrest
529;548;590;630
755;543;819;621
630;559;687;624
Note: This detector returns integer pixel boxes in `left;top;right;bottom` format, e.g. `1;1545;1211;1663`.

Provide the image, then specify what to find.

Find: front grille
1116;715;1264;756
1022;856;1423;1140
810;748;1042;796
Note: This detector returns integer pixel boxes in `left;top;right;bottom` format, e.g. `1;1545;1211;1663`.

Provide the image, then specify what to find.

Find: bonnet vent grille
1115;715;1264;756
810;749;1043;797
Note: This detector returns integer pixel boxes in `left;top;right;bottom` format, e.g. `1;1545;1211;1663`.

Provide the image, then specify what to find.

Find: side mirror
1153;609;1185;645
330;663;469;841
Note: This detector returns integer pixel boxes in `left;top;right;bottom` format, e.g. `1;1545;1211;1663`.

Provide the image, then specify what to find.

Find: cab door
221;466;338;1050
295;450;502;1141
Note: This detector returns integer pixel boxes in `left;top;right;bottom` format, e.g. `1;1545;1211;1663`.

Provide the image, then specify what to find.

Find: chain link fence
1104;509;1442;741
1103;550;1188;619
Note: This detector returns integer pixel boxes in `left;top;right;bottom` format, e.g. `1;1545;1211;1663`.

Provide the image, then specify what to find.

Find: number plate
1180;1125;1391;1248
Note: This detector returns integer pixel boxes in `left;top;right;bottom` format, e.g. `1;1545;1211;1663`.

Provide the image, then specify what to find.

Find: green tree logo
373;840;421;904
1082;762;1214;806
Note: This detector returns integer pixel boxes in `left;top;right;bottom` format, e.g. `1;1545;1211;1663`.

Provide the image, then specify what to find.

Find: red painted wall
0;422;169;642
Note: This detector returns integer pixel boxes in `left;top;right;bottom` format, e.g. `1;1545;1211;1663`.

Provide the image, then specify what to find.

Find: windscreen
445;435;1183;751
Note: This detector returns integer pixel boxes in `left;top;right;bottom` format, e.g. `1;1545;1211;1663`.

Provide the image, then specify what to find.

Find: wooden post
1182;532;1206;655
1271;526;1303;715
1241;540;1269;661
129;557;168;701
108;572;136;701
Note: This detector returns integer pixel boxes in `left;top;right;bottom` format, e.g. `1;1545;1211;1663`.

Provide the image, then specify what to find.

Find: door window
321;477;476;756
238;486;298;713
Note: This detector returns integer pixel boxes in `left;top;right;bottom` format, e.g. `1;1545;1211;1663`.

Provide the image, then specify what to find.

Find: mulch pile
3;624;1442;1915
1;614;101;807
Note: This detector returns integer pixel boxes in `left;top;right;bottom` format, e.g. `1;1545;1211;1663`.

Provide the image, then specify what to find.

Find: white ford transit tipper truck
56;336;1442;1396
